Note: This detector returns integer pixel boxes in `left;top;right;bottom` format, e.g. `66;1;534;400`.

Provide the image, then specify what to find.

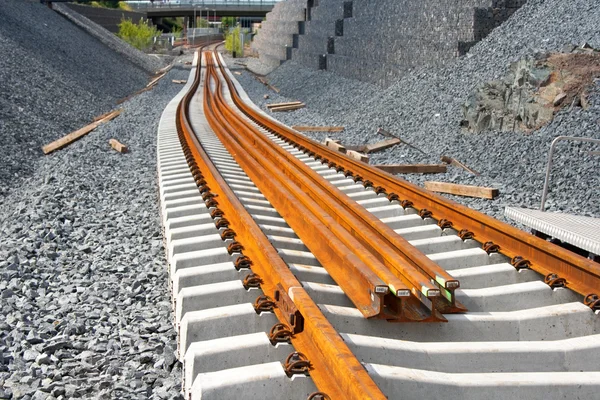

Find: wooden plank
97;109;123;124
291;126;345;132
42;109;122;155
323;137;346;153
266;101;303;109
256;76;280;93
116;86;152;104
270;103;305;112
346;150;369;163
424;181;499;199
377;128;426;154
155;64;172;75
441;156;480;175
92;110;113;122
147;72;167;88
42;123;99;154
376;164;447;174
363;138;402;154
109;139;128;153
172;79;187;84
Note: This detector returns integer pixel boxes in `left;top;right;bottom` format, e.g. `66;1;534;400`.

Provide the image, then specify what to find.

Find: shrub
225;26;242;56
118;18;161;51
88;1;132;11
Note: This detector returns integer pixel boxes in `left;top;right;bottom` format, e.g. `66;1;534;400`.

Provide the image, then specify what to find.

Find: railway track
157;44;600;399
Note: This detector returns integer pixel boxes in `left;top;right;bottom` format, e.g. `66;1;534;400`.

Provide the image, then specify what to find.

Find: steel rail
177;49;386;399
213;54;465;313
223;63;600;302
205;52;447;321
204;57;391;319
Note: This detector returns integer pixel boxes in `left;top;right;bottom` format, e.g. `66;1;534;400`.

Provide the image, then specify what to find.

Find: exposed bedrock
462;48;600;133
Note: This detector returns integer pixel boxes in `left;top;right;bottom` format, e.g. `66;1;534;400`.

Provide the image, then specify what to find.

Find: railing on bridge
126;0;281;9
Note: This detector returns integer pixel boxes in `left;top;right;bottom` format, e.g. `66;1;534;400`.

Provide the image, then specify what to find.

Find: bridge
126;0;281;18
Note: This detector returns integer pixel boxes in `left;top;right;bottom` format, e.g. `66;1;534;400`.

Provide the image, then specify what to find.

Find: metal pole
193;7;196;43
539;136;600;211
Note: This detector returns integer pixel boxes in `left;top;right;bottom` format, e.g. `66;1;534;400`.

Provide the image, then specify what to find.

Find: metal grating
505;207;600;255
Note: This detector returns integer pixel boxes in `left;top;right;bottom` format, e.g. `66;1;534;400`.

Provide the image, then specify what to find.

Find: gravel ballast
0;1;194;398
0;0;153;199
230;0;600;224
0;64;193;399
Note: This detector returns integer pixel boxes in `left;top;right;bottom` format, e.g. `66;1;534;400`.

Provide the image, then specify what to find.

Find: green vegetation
224;26;242;56
221;16;237;32
117;18;161;50
87;1;132;11
162;16;184;34
171;25;182;39
193;17;210;28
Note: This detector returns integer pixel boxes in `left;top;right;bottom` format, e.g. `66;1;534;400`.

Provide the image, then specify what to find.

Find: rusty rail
206;51;459;321
177;49;386;399
219;53;600;304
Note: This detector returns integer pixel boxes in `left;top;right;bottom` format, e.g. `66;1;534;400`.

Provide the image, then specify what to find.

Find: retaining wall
251;0;307;70
255;0;527;86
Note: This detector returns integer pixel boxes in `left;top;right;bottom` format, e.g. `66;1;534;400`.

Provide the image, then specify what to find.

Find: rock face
462;47;600;133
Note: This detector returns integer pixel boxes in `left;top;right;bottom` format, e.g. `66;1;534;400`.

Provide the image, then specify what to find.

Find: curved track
157;46;600;399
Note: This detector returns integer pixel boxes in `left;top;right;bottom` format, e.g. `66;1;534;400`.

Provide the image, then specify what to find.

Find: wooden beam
362;138;402;154
42;109;122;154
424;181;499;199
346;150;369;163
42;123;98;154
376;164;447;174
257;76;280;93
291;126;345;132
116;86;152;104
270;103;305;112
233;71;242;75
172;79;187;84
441;156;480;175
92;110;113;122
377;128;426;154
109;139;128;153
97;109;122;124
147;71;167;88
266;101;303;109
323;138;346;153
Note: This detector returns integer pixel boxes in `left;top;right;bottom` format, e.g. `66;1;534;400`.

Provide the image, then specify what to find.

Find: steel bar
214;53;463;313
204;54;440;321
206;52;447;320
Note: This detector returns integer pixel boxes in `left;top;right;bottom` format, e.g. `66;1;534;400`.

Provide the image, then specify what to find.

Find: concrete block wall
254;0;526;85
290;0;350;70
326;0;527;86
252;0;308;69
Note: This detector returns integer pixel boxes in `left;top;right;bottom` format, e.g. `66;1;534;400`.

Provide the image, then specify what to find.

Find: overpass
127;0;280;18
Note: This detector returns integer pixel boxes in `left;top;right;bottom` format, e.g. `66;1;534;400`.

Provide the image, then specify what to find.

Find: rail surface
158;46;600;399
